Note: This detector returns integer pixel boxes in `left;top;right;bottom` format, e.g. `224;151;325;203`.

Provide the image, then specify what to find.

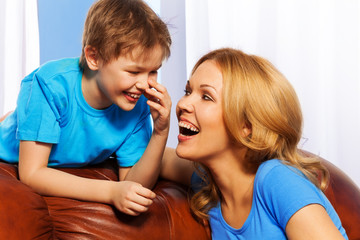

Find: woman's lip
178;133;195;142
178;117;198;129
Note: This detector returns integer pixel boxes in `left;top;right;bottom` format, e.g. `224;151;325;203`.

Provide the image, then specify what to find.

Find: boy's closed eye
127;70;158;75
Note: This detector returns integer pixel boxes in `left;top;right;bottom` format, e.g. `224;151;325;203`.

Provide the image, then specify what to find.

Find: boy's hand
144;80;171;136
111;181;156;216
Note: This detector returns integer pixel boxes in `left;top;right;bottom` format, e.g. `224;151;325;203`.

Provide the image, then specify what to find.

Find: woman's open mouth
178;121;199;136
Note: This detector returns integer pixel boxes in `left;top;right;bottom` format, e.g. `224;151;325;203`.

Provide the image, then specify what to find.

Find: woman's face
176;60;232;162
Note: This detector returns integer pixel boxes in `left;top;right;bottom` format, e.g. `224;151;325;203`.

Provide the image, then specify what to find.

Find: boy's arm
19;140;155;216
120;80;171;189
119;131;167;188
0;111;12;122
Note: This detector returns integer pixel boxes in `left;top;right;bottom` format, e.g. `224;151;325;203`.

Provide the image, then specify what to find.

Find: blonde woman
161;48;348;239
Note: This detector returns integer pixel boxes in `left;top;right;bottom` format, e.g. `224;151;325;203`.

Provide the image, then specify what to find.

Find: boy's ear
84;45;100;70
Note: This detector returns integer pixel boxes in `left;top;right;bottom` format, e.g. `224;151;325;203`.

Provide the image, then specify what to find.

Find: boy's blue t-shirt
192;159;348;240
0;58;152;167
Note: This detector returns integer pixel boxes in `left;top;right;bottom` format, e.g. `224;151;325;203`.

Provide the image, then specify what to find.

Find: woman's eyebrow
200;84;217;92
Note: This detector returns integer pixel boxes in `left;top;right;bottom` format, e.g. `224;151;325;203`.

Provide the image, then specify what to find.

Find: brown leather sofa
0;159;210;240
321;159;360;240
0;155;359;240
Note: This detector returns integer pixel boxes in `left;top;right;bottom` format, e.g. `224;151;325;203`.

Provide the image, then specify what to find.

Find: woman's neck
207;148;258;229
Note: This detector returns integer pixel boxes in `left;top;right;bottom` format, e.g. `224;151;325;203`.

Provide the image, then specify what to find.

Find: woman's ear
241;121;252;138
84;45;99;71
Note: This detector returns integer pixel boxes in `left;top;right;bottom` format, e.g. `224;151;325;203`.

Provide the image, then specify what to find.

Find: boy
0;0;171;216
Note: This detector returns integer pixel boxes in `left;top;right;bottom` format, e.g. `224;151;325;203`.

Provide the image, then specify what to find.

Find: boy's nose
135;75;150;91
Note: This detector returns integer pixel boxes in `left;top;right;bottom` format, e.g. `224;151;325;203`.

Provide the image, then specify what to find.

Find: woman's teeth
178;121;199;136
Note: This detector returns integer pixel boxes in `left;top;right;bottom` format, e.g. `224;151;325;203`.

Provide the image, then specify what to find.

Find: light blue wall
37;0;95;64
37;0;159;64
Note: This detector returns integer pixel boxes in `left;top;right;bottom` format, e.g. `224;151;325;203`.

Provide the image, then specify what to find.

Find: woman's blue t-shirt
192;159;348;240
0;58;152;167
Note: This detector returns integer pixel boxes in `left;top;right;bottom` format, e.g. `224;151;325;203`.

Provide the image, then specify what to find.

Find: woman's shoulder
256;159;298;181
254;159;327;228
255;159;313;196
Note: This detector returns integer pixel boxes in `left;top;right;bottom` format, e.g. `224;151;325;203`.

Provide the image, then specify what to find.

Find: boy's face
93;45;164;111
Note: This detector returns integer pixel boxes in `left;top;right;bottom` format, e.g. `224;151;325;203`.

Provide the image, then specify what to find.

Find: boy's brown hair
79;0;171;68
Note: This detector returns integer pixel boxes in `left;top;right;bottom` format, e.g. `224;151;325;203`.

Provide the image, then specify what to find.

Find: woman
161;48;348;239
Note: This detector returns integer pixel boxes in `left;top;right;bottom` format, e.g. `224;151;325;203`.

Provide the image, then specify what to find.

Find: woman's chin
175;146;190;159
175;146;183;157
175;146;199;163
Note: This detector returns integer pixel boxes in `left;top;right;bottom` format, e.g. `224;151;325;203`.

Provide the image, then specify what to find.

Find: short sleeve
115;106;152;167
16;72;61;143
256;161;325;230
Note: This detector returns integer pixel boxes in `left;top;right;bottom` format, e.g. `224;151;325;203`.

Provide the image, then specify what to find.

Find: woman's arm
286;204;346;240
120;147;194;187
160;147;195;186
19;141;155;216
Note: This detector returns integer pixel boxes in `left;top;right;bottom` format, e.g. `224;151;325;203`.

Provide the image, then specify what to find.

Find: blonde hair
190;48;329;220
79;0;171;68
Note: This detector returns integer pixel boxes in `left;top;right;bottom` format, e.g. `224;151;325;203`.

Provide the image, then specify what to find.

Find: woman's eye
128;71;139;75
184;89;191;96
203;94;214;101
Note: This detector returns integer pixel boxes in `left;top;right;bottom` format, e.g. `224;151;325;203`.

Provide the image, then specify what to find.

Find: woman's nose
176;96;194;114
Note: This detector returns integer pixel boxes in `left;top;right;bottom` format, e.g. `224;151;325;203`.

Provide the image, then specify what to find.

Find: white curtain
0;0;40;116
183;0;360;186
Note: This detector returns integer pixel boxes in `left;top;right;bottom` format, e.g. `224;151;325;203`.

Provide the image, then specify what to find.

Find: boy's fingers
122;206;145;216
145;88;162;102
136;186;156;199
131;196;153;209
125;201;151;216
145;90;171;112
148;79;166;93
147;100;162;111
145;81;171;108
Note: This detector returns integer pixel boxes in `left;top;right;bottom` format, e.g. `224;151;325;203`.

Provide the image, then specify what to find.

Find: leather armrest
0;160;210;239
0;163;53;239
322;159;360;239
